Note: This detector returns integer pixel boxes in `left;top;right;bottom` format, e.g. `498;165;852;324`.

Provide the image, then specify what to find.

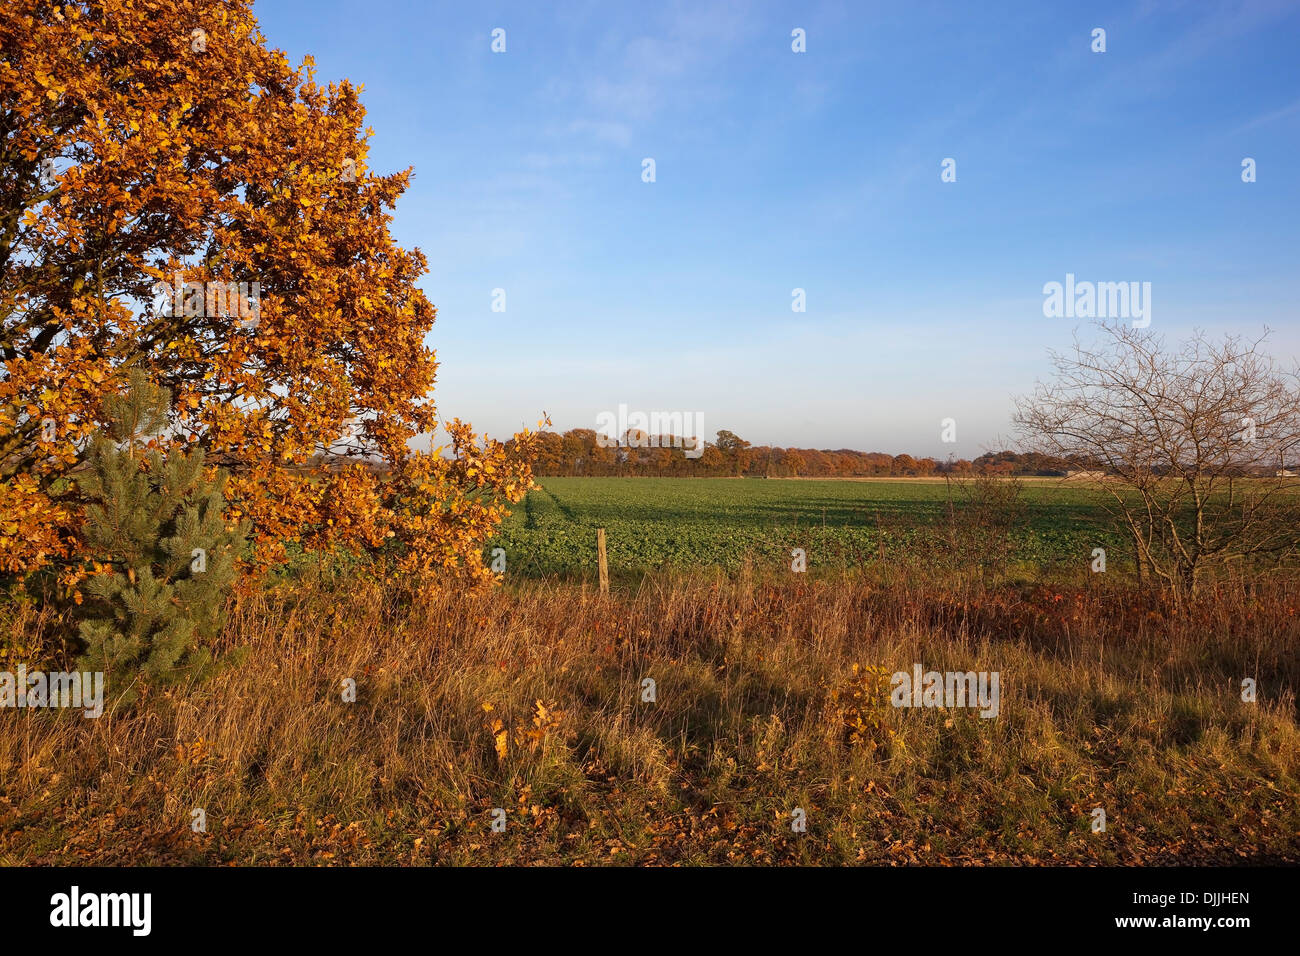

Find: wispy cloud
1231;96;1300;134
559;118;632;148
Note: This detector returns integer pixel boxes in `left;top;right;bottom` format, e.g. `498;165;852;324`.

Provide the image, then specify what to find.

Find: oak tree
1;0;537;584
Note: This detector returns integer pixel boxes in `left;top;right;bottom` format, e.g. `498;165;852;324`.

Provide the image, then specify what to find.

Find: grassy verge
2;571;1297;865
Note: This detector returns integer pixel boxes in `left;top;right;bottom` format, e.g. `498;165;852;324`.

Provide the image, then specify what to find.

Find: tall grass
1;569;1297;864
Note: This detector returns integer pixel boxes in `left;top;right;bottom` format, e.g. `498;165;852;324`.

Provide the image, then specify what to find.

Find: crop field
490;477;1119;580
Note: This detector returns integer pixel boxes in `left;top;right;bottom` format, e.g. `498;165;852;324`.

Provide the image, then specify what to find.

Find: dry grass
2;567;1298;865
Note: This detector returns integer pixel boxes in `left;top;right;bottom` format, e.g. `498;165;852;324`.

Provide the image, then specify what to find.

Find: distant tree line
514;428;1083;478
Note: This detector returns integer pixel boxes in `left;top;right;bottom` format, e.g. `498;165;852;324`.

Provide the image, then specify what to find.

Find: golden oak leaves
382;420;540;585
0;1;536;582
0;473;75;574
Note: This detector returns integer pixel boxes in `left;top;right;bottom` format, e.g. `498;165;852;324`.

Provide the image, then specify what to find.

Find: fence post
596;528;609;595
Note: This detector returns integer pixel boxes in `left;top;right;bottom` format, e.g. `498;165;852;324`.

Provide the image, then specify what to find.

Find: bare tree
1015;322;1300;598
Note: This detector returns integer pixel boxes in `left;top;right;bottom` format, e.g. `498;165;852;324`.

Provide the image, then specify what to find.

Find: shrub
75;371;247;700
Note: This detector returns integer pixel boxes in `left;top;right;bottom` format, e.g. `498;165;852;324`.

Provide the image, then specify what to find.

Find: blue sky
254;0;1300;458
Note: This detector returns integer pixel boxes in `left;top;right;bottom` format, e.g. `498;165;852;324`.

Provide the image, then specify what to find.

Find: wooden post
596;528;609;595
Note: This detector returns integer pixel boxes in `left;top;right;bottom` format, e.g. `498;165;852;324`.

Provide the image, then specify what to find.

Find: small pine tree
75;370;247;700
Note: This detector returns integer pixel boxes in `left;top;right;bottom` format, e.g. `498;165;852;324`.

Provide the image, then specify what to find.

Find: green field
490;477;1118;580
